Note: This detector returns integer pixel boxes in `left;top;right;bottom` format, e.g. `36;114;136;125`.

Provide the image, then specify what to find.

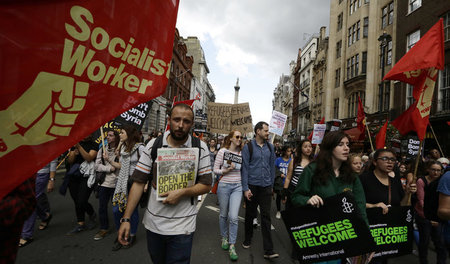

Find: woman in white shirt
213;130;243;261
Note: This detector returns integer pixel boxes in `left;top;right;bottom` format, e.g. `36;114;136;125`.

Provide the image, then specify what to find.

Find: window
347;54;359;79
336;40;342;58
348;21;360;46
382;6;388;29
337;13;343;31
408;0;421;13
349;0;359;15
406;84;414;108
356;21;360;41
383;82;390;111
333;98;339;119
443;12;450;42
348;91;365;117
364;0;369;3
363;17;369;38
335;68;341;88
388;2;394;25
407;30;420;51
440;64;450;111
361;52;367;74
386;40;392;65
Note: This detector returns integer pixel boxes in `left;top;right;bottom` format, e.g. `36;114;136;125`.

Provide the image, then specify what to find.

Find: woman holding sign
108;125;145;251
213;130;243;261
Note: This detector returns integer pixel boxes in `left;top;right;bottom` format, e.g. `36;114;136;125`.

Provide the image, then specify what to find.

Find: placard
269;110;287;136
367;206;414;259
311;124;326;144
281;192;376;263
207;102;253;134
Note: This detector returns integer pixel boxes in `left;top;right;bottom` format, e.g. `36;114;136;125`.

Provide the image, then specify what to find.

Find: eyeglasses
234;136;242;139
377;157;396;162
430;169;442;173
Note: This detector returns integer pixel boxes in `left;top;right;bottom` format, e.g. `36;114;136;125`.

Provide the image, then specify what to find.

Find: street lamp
378;31;392;113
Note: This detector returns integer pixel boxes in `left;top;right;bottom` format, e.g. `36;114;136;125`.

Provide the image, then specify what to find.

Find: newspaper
156;148;199;201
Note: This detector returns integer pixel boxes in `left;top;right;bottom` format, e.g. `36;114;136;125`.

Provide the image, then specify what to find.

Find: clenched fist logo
0;72;89;158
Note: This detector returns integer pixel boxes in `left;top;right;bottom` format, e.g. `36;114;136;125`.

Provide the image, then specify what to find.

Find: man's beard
170;129;189;141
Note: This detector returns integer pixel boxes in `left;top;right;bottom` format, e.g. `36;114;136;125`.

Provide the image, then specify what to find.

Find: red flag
0;1;179;200
375;121;388;150
384;19;444;141
356;95;366;136
308;117;325;141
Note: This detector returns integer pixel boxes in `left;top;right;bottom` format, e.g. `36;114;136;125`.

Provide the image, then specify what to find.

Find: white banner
311;124;326;144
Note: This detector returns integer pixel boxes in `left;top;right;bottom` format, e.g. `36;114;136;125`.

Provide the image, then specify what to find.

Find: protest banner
0;1;179;200
367;206;414;259
269;110;287;136
281;192;375;263
114;101;151;130
223;151;242;170
207;102;253;134
311;124;326;144
156;148;198;201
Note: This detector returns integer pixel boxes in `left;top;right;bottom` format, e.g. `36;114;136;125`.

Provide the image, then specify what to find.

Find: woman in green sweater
291;130;368;223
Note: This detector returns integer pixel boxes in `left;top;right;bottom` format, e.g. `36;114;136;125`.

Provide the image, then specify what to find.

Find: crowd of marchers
2;103;450;264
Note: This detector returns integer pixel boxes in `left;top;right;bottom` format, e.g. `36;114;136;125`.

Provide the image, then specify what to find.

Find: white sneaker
253;218;258;228
276;211;281;219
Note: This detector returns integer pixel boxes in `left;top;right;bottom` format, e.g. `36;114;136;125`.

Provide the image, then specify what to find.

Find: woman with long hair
290;131;368;264
274;146;292;219
414;161;446;264
93;129;120;241
360;149;416;213
213;130;243;261
109;125;145;251
282;139;313;207
66;135;99;235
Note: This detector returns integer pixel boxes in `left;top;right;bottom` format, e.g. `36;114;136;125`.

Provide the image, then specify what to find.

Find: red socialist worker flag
375;121;388;150
0;1;179;200
383;19;444;141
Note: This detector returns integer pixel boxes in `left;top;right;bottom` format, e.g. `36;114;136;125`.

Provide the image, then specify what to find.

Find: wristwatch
49;178;55;181
120;218;131;223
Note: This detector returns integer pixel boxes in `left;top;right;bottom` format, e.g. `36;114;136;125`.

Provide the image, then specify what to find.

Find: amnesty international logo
341;197;354;214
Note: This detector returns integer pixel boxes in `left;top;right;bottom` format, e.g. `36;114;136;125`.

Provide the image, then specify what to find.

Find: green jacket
291;162;368;225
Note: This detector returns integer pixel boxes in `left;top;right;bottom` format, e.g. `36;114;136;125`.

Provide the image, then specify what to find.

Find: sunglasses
234;135;242;139
377;157;396;162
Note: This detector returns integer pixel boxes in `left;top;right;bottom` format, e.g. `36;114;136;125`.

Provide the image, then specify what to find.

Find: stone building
311;27;329;126
272;71;294;144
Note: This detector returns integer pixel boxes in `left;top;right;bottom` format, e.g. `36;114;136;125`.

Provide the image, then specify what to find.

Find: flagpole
408;140;424;205
429;123;445;157
100;126;106;155
365;120;375;152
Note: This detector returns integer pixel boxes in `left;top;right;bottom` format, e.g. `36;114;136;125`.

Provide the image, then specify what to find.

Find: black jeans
416;214;447;264
68;177;94;222
244;184;274;252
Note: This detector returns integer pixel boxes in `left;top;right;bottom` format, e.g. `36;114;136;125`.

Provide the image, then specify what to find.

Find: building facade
144;28;193;136
311;27;329;126
272;72;294;144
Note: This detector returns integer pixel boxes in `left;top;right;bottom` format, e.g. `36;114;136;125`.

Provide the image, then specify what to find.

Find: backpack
247;140;273;161
141;134;202;206
423;176;442;222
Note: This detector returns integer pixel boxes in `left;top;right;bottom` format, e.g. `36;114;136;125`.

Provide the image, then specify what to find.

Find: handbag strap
388;177;391;205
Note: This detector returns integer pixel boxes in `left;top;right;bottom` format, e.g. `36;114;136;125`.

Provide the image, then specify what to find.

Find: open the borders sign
282;192;375;263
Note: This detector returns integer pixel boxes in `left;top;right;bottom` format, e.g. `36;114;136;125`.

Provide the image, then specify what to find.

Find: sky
176;0;331;124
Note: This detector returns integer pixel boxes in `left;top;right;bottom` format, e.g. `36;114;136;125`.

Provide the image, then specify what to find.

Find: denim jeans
244;184;274;252
416;214;447;264
112;204;139;235
217;181;242;244
97;186;115;230
21;173;50;239
146;230;194;264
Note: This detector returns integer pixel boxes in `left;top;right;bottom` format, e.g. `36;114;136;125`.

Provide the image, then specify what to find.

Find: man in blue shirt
241;121;278;259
